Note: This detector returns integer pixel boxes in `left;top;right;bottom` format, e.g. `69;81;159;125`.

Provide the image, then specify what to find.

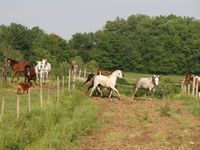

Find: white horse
35;61;43;82
89;70;124;99
41;59;51;83
132;75;159;99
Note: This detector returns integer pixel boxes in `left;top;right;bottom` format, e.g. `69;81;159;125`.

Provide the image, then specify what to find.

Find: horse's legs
111;87;120;99
132;86;139;99
89;85;97;97
149;88;152;100
108;90;113;98
97;86;103;97
11;72;18;82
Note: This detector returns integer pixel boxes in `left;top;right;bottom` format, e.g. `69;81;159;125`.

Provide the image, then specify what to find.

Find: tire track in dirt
79;97;200;150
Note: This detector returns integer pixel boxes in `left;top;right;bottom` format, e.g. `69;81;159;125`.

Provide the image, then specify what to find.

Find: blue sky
0;0;199;40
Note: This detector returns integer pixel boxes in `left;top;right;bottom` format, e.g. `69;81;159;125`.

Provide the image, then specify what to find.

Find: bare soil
79;97;200;150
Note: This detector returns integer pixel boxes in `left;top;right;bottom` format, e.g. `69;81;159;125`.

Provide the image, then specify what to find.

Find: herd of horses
6;58;51;85
5;58;198;99
84;69;160;99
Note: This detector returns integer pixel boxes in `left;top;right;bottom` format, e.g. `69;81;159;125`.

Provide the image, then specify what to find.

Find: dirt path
79;97;200;150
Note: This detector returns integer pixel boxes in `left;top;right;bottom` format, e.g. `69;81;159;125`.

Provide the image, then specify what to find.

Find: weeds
159;103;171;117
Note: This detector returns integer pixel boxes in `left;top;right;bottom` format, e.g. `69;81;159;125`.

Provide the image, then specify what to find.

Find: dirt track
79;97;200;150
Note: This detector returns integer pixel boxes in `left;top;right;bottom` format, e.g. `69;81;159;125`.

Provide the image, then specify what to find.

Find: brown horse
24;65;37;85
6;58;33;82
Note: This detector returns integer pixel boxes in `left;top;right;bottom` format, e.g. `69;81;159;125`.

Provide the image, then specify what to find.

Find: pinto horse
183;73;196;85
6;58;33;82
183;73;200;92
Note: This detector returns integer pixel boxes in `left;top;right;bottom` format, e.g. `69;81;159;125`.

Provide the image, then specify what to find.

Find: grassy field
1;73;200;150
0;80;100;150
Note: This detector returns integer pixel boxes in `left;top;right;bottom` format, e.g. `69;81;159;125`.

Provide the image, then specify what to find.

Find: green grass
0;83;100;150
174;94;200;117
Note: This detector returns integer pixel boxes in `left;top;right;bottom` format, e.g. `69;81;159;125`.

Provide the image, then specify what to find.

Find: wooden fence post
196;78;199;99
192;77;196;96
17;95;20;120
0;99;5;122
57;77;60;101
72;66;77;90
40;85;43;108
187;84;191;95
68;69;71;92
62;76;64;94
47;84;50;103
181;80;184;93
28;89;31;112
84;68;86;79
78;69;81;79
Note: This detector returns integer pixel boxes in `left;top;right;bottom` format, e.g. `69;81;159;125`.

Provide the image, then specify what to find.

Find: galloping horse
84;68;112;94
6;58;33;82
89;70;124;99
132;75;160;99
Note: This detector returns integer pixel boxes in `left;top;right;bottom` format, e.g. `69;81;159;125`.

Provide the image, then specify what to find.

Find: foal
17;82;32;94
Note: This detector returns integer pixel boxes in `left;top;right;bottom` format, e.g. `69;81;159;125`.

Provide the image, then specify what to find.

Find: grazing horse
132;75;160;99
89;70;123;99
6;58;33;82
24;65;37;85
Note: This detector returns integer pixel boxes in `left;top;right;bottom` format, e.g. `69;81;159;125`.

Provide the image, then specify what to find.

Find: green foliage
174;95;200;117
1;14;200;75
85;60;99;73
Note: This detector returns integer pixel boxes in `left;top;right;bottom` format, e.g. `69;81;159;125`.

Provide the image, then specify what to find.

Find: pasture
1;72;200;150
0;79;99;150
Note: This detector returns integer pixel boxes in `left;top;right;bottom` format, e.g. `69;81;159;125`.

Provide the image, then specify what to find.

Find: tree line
0;14;200;74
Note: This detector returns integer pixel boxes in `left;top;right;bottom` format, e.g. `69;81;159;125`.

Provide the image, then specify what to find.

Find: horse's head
24;65;31;76
184;73;195;85
41;59;48;68
114;70;123;79
36;61;43;70
152;75;159;86
6;58;17;67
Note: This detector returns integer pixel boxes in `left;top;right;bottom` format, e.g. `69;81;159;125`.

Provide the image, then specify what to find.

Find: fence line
0;99;5;122
28;89;31;112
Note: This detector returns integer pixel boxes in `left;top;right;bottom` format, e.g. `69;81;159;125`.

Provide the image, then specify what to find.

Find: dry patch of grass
103;132;122;142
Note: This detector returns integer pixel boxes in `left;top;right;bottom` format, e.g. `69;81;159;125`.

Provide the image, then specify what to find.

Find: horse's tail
83;73;95;85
